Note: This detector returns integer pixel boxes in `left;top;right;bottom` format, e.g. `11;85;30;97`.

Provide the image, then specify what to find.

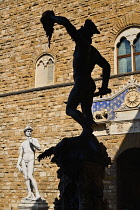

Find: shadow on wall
109;109;140;210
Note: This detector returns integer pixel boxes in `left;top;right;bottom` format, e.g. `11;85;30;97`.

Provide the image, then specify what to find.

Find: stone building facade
1;0;140;209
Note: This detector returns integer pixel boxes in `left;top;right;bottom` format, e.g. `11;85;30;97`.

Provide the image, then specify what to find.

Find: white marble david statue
17;127;41;200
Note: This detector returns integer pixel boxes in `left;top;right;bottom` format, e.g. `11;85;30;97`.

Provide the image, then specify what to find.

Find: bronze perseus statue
41;11;111;135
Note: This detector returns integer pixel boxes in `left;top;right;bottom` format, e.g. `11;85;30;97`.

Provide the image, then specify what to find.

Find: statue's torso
21;140;35;161
73;44;97;79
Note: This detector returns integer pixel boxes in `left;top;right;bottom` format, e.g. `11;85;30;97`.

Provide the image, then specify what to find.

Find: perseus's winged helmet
84;19;100;35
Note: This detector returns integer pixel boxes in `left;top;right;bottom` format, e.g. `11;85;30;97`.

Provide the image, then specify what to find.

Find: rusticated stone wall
1;0;140;93
0;85;74;210
1;74;140;210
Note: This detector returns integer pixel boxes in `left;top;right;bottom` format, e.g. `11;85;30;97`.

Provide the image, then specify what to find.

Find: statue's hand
37;151;51;162
93;88;111;98
98;87;111;96
38;147;55;162
37;153;45;162
28;137;33;143
17;165;23;172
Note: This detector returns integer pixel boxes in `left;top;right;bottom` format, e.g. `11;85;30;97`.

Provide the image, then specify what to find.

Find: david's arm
29;138;41;151
17;147;23;172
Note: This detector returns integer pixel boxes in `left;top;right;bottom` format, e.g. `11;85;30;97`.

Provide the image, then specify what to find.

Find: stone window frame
35;54;55;88
114;27;140;74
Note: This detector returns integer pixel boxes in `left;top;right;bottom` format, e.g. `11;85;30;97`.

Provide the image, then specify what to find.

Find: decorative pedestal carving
18;198;48;210
38;134;111;210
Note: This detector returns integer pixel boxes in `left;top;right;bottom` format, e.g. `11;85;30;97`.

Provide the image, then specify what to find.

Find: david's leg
22;160;32;198
28;160;41;199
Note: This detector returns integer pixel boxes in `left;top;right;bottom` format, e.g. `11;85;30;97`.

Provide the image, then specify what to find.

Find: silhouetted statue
41;11;111;135
38;134;111;210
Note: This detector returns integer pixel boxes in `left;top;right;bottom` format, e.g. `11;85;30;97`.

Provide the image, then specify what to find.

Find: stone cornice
1;71;140;98
0;82;73;98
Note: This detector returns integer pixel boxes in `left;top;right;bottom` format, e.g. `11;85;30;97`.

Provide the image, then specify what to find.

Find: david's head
24;127;33;137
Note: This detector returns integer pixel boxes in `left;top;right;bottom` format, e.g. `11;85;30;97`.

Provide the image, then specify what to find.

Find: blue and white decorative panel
92;90;128;120
92;77;140;136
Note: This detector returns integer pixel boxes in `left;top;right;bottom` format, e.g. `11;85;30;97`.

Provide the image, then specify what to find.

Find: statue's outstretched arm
41;10;77;42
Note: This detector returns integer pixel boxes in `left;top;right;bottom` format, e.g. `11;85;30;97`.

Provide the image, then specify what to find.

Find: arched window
114;27;140;74
117;37;131;73
35;54;54;87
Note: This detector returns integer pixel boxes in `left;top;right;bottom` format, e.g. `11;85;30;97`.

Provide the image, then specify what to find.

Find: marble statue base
18;198;48;210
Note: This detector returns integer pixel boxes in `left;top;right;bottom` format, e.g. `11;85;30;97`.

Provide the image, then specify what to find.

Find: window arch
35;54;54;87
114;27;140;74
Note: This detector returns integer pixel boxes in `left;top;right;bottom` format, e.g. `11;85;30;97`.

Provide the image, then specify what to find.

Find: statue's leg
66;85;88;131
22;160;32;198
80;101;94;135
28;160;41;199
81;95;94;124
81;82;97;134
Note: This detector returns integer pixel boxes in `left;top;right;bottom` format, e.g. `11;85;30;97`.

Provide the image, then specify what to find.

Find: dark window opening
117;148;140;210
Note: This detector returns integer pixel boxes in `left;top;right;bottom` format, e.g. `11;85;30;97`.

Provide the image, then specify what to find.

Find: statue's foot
32;195;41;201
80;121;98;136
24;192;35;200
80;128;93;136
24;195;32;200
